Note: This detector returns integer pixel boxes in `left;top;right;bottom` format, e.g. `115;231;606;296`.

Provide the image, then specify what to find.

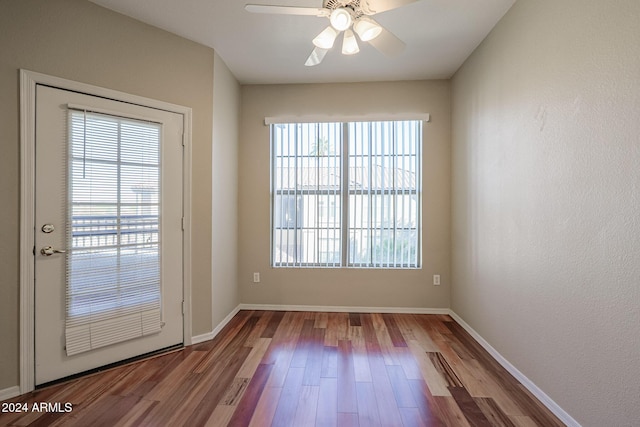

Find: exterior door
34;85;184;386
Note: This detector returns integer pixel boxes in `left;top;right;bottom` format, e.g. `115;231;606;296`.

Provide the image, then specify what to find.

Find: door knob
41;246;66;256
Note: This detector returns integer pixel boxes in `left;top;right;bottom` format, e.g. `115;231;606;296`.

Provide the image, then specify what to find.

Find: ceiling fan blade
305;47;329;66
368;25;406;56
360;0;421;15
245;4;329;17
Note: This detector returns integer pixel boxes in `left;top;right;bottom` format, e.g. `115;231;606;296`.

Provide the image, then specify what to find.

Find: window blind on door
65;109;163;356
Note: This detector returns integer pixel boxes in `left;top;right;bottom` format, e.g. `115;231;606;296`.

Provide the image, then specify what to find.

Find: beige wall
451;0;640;425
239;81;451;309
212;52;241;326
0;0;214;389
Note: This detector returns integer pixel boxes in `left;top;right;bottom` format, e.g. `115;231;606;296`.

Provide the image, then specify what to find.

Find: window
66;110;162;355
271;120;422;268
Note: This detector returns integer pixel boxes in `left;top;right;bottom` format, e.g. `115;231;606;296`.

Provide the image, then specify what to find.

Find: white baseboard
0;386;21;402
238;303;450;315
448;310;580;427
191;305;242;345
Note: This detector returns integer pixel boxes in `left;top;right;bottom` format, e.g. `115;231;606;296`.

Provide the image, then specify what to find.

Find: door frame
19;69;193;394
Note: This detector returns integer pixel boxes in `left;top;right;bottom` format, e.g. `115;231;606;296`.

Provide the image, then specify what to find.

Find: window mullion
314;125;321;267
293;124;299;267
400;122;406;267
277;126;283;266
341;122;349;267
392;122;397;268
416;121;422;268
368;122;374;268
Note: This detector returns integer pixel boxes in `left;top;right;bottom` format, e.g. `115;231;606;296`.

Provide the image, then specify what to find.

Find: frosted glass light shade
354;17;382;41
342;29;360;55
330;8;353;31
313;26;338;49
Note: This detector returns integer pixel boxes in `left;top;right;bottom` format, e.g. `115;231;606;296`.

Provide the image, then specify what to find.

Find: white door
34;85;184;386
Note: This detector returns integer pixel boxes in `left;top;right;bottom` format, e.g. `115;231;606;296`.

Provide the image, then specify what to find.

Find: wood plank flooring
0;312;564;426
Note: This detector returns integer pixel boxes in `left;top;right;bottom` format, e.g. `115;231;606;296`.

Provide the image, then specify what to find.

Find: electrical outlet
433;274;440;286
253;272;260;283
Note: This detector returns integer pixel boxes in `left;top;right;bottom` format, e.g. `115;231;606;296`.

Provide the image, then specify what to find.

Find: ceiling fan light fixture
354;17;382;41
330;8;353;31
312;26;338;49
342;29;360;55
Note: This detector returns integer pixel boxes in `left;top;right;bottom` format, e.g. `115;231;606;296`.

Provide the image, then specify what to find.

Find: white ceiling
89;0;515;84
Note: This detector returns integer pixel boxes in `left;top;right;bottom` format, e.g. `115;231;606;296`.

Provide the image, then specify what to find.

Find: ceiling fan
245;0;420;66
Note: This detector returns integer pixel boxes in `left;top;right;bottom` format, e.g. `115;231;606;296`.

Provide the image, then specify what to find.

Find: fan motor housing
324;0;367;17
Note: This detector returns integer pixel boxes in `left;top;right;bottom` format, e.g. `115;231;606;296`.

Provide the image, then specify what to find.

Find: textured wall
239;81;451;309
212;52;241;327
0;0;214;389
451;0;640;425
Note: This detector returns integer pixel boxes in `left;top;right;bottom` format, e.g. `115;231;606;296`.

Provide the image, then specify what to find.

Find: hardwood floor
0;311;564;426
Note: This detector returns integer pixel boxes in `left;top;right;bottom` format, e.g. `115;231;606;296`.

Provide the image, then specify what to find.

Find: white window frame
269;116;427;269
